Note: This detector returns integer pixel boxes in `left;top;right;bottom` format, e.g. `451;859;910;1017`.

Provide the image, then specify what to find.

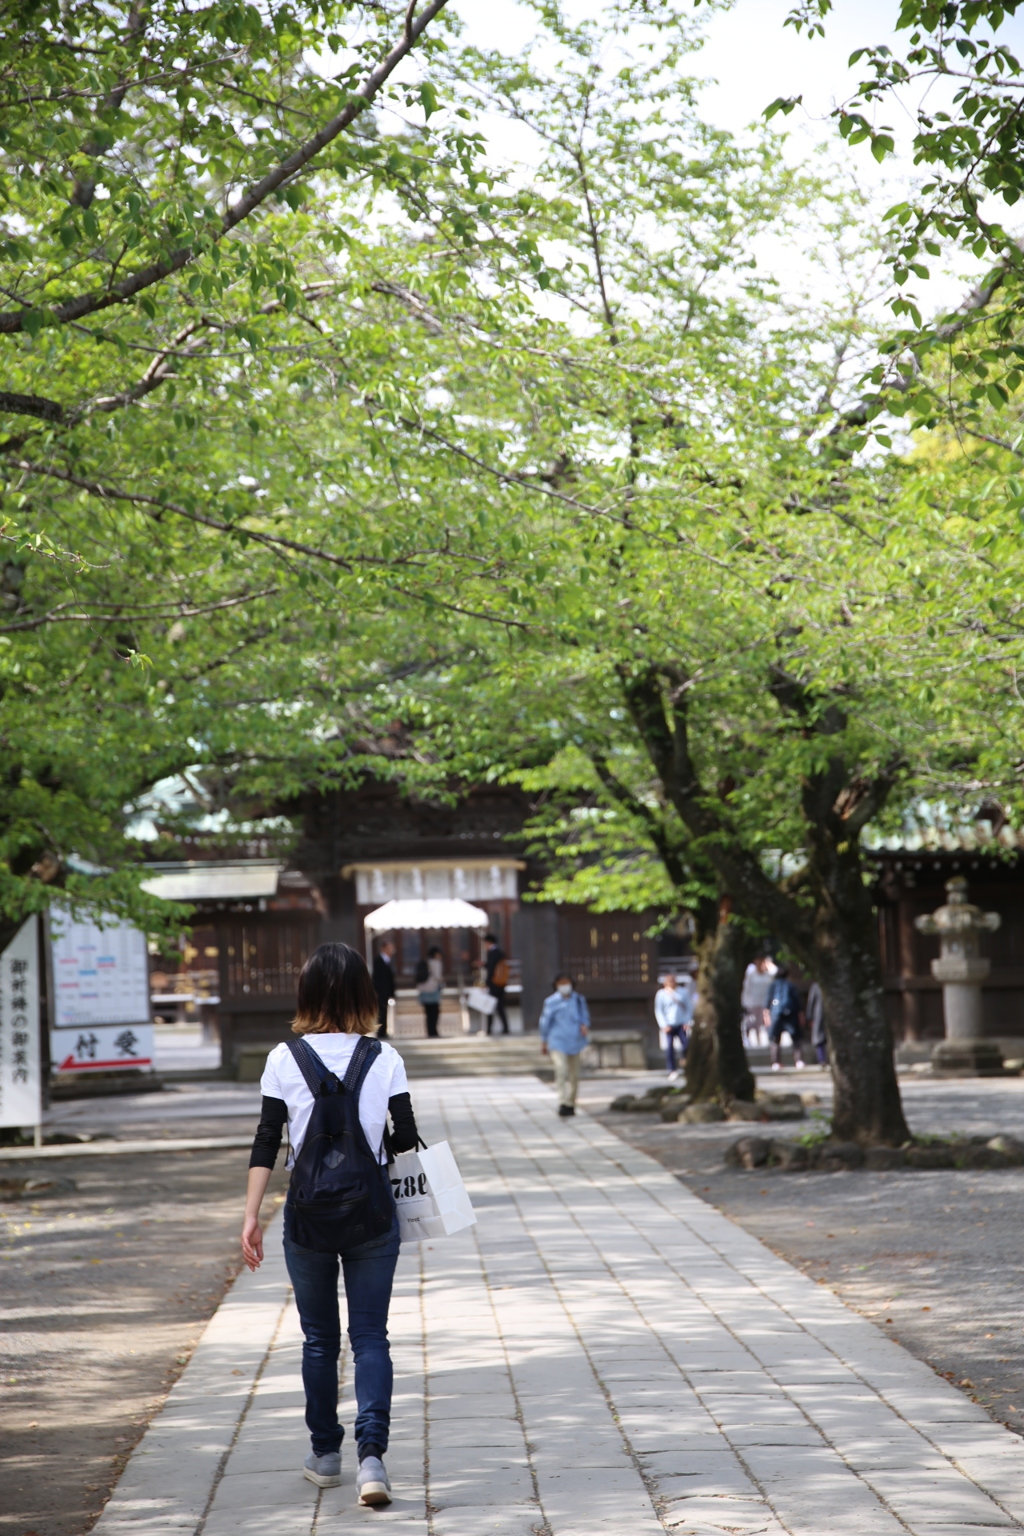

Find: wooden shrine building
145;780;669;1071
145;787;1024;1072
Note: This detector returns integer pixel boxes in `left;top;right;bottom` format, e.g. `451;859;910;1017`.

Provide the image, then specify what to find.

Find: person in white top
741;955;776;1046
241;943;420;1509
414;945;444;1038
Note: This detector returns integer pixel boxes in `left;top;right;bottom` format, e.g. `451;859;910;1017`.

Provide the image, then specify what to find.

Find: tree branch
10;460;535;632
0;0;451;337
13;460;375;571
833;762;903;838
0;586;279;634
768;663;846;736
589;753;689;892
618;663;814;951
962;427;1024;462
768;664;902;844
617;665;678;791
0;391;65;423
933;259;1012;343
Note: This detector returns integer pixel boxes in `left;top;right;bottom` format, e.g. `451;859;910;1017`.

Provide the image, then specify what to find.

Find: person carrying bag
241;943;421;1508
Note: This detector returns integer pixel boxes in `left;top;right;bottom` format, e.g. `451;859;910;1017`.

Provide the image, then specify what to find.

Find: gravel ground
0;1094;286;1536
581;1068;1024;1443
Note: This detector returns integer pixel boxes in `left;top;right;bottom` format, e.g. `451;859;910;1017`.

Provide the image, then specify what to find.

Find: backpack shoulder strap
343;1035;382;1100
286;1036;335;1098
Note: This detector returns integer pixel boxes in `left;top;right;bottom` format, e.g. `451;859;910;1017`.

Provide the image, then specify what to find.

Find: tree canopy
331;5;1024;1138
0;0;488;933
772;1;1024;435
4;0;1024;1140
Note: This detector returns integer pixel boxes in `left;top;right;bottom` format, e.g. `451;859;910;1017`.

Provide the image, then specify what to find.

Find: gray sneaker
356;1454;392;1506
304;1450;341;1487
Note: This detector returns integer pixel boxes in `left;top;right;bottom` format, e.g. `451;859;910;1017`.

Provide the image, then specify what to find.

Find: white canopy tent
364;897;497;1035
363;897;489;936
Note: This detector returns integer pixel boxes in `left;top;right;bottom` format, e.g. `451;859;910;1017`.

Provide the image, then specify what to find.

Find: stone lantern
914;877;1002;1074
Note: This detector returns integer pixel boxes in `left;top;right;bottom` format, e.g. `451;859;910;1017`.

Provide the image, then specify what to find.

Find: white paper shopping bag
390;1139;476;1243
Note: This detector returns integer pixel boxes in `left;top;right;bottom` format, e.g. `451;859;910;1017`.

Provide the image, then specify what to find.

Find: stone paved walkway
93;1078;1024;1536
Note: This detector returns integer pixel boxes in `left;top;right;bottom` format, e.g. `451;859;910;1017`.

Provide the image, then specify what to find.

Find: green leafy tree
0;0;507;938
0;220;523;941
0;0;455;358
515;750;757;1104
771;2;1024;433
359;5;1024;1142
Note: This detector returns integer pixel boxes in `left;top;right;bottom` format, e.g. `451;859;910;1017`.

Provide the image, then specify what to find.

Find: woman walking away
241;943;421;1507
539;972;590;1117
415;945;444;1038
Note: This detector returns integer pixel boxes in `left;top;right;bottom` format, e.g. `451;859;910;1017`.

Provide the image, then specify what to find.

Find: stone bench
581;1030;647;1070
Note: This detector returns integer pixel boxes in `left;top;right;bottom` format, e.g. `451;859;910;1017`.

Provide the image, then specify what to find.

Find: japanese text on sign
51;1022;154;1074
0;918;41;1130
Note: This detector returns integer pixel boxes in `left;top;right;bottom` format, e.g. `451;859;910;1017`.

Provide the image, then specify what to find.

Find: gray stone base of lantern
931;1038;1006;1075
930;965;1005;1073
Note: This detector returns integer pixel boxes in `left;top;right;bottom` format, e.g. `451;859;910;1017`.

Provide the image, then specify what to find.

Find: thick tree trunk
810;855;909;1145
686;904;756;1104
618;665;909;1144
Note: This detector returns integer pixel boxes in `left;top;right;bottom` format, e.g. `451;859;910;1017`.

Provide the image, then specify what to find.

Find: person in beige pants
539;973;590;1118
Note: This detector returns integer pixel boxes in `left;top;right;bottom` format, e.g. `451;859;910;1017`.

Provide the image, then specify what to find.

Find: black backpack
284;1035;395;1253
769;979;801;1026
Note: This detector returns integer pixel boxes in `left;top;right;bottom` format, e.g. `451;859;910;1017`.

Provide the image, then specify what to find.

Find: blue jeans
283;1212;401;1457
664;1024;687;1073
769;1017;802;1046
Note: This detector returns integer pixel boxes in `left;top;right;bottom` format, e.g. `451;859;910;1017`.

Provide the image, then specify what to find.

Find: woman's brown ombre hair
291;942;379;1036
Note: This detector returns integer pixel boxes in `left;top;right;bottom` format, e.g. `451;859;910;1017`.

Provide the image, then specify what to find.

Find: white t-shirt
260;1034;409;1167
741;961;777;1011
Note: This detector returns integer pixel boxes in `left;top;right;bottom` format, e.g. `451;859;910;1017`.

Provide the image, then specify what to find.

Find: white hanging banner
0;918;41;1131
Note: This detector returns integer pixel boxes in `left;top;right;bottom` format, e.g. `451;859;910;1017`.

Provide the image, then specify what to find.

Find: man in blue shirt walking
539;973;590;1118
654;971;696;1079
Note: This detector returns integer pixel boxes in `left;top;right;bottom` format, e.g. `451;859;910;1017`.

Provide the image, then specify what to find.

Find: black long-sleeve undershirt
248;1091;420;1170
249;1094;287;1169
387;1092;419;1155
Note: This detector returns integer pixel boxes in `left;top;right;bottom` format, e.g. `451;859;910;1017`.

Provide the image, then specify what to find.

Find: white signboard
0;918;41;1130
50;1021;154;1075
50;911;150;1029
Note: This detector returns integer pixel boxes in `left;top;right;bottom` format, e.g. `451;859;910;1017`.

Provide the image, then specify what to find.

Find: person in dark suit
484;933;509;1036
372;940;396;1037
